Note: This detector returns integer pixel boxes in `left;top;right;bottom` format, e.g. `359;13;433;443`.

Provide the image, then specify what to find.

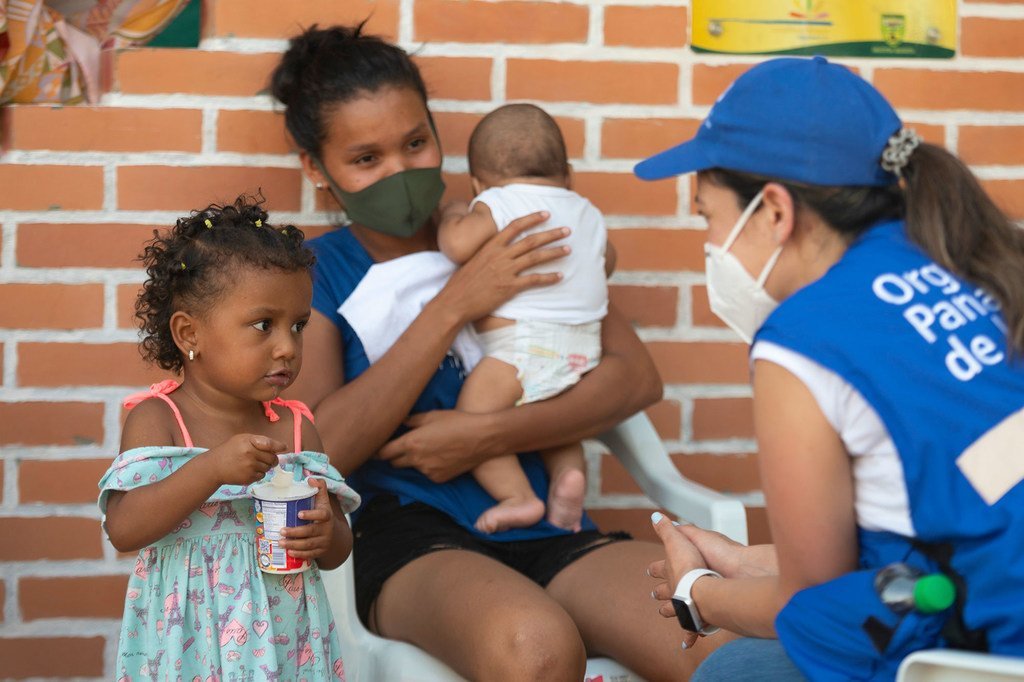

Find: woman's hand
279;479;341;561
678;525;779;580
377;410;495;482
435;211;570;324
647;512;709;618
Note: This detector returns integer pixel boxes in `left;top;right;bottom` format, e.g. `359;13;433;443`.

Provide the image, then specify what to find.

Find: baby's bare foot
546;469;586;532
474;497;546;534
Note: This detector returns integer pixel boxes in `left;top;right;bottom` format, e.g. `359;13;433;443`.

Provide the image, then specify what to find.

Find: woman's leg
546;539;736;680
373;548;587;681
691;638;806;682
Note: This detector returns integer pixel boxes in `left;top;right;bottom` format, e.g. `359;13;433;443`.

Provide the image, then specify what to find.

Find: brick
415;0;588;43
0;580;4;621
0;284;103;329
983;179;1024;220
604;6;687;47
20;459;112;503
116;49;280;96
692;397;755;440
587;507;659;542
646;398;682;440
0;165;103;210
18;342;167;387
961;18;1024;58
600;453;642;495
873;70;1024;112
118;166;302;211
959;126;1024;166
609;229;705;272
434;111;585;161
118;283;142;329
443;171;474;205
205;0;399;39
574;172;677;216
0;518;103;560
691;284;726;328
17;223;158;269
602;117;701;159
217;110;293;155
671;452;761;495
415;57;492;101
692;64;752;106
904;122;945;147
0;637;105;678
507;59;678;105
648;341;750;384
4;106;201;152
609;284;678;327
20;575;129;620
0;402;104;446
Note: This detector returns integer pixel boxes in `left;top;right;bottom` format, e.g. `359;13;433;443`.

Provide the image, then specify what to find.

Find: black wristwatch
671;568;722;635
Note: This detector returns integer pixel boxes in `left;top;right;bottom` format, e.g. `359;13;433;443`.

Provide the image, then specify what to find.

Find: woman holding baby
275;22;719;680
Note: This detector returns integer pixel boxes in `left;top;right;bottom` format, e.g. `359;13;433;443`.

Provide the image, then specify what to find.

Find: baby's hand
279;478;338;560
207;434;286;486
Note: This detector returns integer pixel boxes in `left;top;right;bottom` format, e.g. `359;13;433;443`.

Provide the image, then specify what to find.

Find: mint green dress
99;381;360;682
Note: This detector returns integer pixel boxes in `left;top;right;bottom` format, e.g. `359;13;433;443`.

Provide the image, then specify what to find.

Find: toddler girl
99;196;360;681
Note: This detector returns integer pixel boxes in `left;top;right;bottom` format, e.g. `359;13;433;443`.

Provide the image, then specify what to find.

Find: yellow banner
691;0;956;59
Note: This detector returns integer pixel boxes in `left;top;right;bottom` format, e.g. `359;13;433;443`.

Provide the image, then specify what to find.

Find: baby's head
136;195;316;378
468;103;570;190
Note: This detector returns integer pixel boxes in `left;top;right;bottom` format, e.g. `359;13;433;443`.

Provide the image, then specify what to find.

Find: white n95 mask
704;188;782;344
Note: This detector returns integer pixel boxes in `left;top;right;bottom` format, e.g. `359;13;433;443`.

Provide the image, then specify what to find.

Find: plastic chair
320;411;749;682
896;650;1024;682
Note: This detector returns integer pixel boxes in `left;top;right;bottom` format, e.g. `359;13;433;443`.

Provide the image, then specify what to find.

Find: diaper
477;320;601;404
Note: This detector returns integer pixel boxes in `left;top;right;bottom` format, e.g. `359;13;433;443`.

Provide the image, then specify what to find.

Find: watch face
672;598;699;632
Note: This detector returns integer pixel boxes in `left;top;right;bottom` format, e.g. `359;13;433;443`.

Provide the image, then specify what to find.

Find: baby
439;103;611;533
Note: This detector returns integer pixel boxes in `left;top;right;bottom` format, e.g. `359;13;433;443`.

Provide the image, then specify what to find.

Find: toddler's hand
208;433;286;486
279;478;337;560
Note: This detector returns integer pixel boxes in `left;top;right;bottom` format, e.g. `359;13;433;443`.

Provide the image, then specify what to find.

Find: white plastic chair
896;650;1024;682
321;411;749;682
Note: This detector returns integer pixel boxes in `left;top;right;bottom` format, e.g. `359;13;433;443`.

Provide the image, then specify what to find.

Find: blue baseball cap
634;56;902;187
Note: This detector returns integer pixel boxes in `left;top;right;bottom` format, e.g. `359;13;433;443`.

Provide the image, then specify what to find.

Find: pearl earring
315;182;325;190
188;349;195;361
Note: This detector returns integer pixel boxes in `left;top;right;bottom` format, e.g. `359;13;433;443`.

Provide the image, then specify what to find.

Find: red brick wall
2;1;1023;677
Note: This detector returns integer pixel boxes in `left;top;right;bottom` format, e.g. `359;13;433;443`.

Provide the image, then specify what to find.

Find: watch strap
673;568;722;635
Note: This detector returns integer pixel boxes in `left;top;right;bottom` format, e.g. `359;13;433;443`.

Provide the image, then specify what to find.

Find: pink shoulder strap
122;379;194;448
262;398;315;452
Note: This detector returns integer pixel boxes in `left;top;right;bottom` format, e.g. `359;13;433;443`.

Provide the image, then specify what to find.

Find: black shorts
352;494;632;625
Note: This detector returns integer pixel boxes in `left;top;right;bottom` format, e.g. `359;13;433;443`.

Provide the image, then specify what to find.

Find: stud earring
188;349;195;361
315;182;325;191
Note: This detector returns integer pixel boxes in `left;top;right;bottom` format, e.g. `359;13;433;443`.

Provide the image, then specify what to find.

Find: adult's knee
478;609;586;681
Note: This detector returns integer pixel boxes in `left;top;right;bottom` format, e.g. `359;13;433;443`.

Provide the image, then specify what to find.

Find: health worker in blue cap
640;56;1024;681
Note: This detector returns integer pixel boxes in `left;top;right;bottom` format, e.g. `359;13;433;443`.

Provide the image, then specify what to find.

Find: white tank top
471;184;608;324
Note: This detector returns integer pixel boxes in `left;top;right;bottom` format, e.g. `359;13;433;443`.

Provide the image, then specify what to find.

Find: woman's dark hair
703;141;1024;352
270;22;429;157
136;195;315;373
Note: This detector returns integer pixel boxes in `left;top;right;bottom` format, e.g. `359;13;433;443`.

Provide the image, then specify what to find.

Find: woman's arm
649;358;857;638
288;213;571;475
378;302;663;481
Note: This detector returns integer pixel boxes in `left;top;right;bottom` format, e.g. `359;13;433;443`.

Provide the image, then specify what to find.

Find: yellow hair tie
255;219;262;228
204;218;213;228
280;227;288;235
180;262;187;270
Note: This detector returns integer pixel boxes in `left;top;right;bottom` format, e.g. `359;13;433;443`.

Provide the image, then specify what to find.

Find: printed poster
691;1;956;59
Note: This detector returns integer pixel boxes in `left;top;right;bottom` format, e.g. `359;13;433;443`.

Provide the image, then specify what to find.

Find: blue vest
308;227;596;541
757;221;1024;680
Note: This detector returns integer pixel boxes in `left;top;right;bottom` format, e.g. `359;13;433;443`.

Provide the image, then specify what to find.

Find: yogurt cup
252;467;317;574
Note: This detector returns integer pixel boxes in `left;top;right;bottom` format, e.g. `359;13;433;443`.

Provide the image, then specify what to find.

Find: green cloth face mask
314;159;446;239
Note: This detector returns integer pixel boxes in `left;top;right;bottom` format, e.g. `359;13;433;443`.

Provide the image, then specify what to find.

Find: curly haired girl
99;195;360;681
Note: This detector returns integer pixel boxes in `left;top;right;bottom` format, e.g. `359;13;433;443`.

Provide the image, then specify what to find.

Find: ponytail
902;143;1024;352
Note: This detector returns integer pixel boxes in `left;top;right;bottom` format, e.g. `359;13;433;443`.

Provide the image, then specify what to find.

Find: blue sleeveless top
759;221;1024;680
309;227;595;541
